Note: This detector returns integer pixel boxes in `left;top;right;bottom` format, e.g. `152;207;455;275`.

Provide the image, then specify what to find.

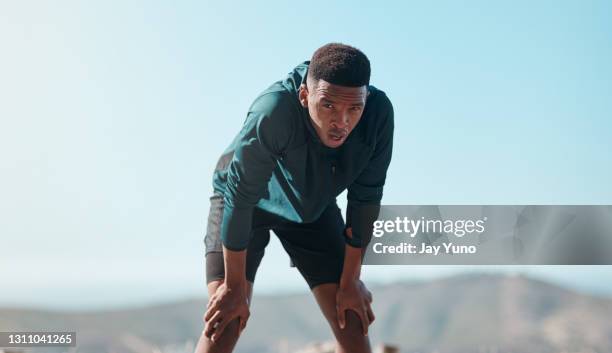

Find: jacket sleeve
345;93;394;248
220;92;294;251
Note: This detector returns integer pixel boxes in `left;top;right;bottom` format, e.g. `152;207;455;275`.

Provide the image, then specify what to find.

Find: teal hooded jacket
212;61;394;250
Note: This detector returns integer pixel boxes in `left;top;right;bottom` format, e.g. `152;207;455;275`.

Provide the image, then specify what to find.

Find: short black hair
308;43;371;87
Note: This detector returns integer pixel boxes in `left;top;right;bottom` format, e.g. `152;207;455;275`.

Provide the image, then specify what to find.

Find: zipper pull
331;164;336;175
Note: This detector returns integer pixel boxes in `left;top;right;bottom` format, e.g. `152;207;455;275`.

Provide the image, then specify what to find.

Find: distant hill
1;274;611;353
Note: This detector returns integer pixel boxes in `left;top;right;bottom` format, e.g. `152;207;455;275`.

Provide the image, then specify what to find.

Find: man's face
299;79;368;148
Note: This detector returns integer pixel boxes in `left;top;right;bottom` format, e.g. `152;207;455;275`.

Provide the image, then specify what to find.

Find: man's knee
198;280;254;353
211;317;241;342
195;317;241;353
330;310;371;353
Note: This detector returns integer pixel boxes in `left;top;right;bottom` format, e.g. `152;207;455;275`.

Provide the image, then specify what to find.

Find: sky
1;0;611;310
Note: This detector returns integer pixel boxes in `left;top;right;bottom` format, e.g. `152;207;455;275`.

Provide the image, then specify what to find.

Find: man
195;43;394;353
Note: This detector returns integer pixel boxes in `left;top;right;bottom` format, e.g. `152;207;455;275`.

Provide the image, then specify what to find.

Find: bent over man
196;43;394;353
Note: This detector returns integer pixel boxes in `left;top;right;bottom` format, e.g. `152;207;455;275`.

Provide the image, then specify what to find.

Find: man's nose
331;113;350;129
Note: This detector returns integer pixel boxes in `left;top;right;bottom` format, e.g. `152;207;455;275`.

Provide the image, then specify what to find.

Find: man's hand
204;281;250;342
336;279;375;336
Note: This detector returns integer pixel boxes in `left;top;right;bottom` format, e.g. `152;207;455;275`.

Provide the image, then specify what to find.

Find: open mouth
328;130;347;142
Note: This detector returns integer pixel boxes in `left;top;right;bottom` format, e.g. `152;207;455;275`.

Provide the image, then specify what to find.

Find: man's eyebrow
321;97;365;106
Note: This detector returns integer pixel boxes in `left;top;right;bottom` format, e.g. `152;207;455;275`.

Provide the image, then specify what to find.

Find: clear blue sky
1;1;611;309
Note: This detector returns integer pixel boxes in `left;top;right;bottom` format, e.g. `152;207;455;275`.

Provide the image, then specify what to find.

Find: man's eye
323;103;333;109
350;106;362;112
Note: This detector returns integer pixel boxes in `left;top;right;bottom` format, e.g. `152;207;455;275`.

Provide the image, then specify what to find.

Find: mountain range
1;273;611;353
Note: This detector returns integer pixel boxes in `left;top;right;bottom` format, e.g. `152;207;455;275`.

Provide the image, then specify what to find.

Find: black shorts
204;194;346;289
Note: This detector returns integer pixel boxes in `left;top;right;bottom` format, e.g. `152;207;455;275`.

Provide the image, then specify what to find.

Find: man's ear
298;84;309;108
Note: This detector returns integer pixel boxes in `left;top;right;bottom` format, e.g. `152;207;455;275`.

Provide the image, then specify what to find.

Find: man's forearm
223;246;247;289
340;244;362;287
